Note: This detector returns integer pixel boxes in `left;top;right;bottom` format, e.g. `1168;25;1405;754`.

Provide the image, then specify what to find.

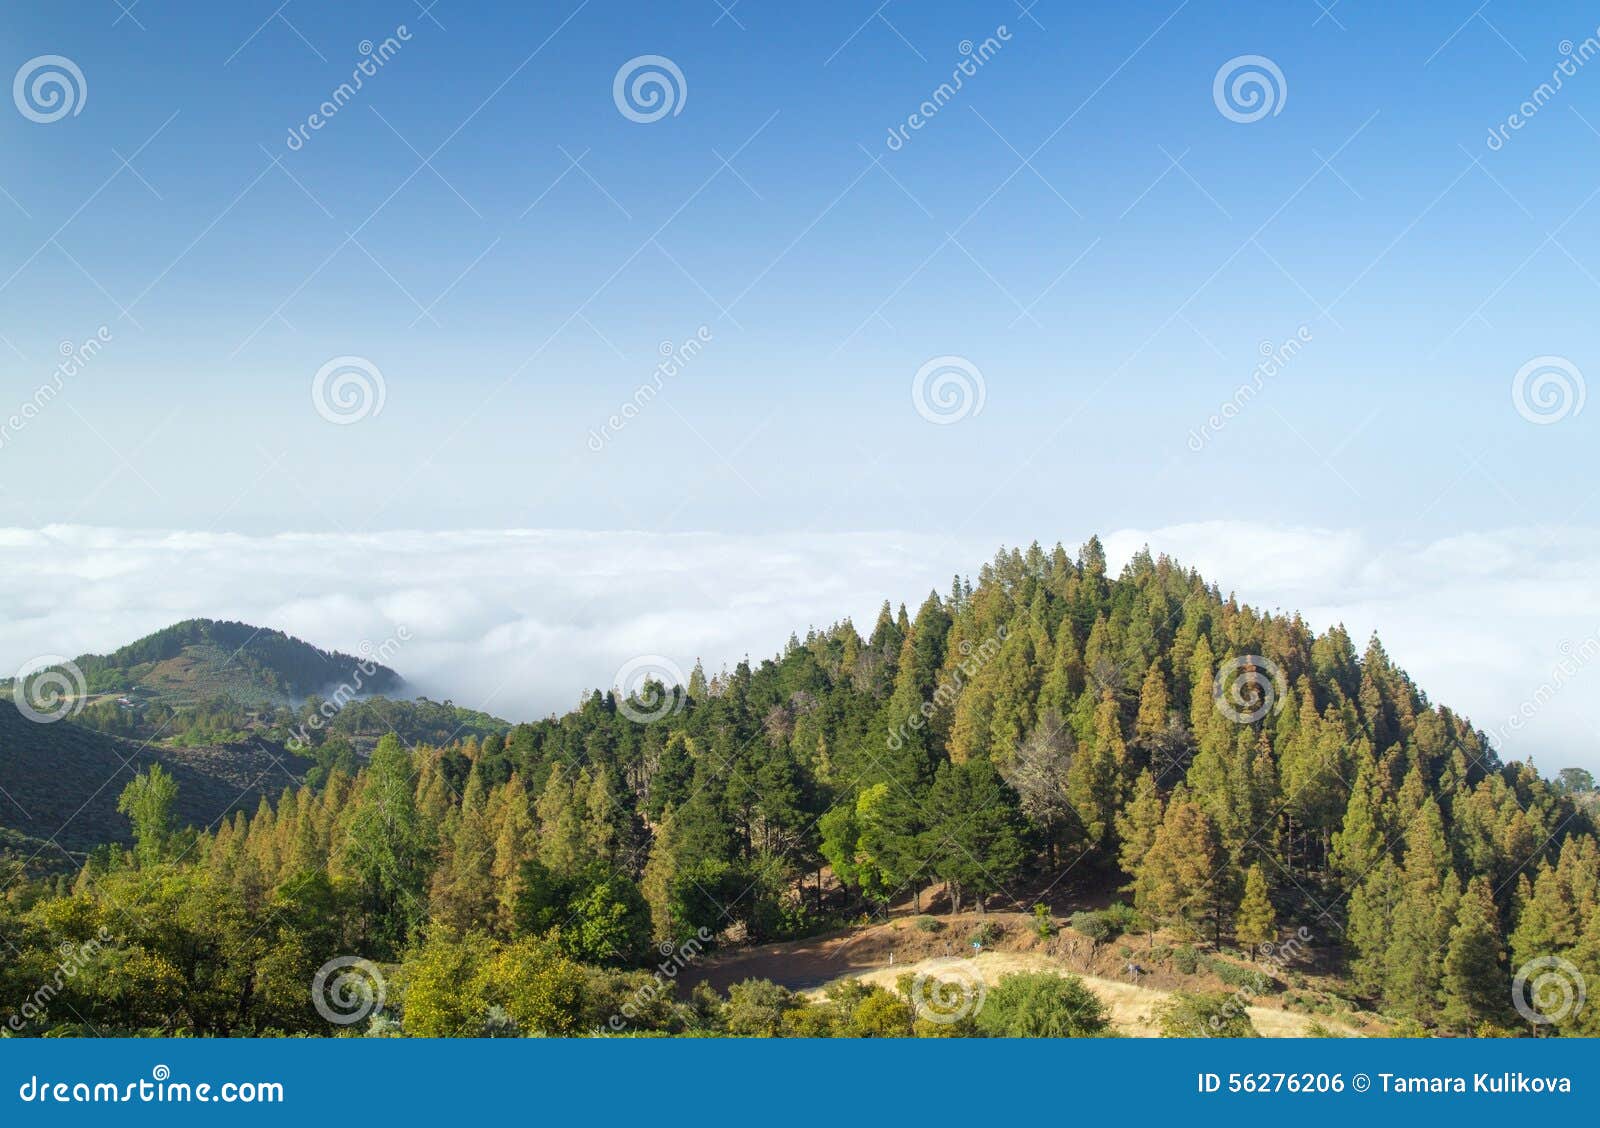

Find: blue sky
3;2;1600;763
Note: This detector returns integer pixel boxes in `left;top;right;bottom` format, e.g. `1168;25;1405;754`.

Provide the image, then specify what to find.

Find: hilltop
59;617;404;706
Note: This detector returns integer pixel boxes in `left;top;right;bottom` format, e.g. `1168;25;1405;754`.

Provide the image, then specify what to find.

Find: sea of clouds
3;522;1597;772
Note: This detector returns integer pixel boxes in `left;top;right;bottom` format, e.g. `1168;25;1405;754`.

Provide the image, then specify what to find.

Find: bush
913;915;943;933
1069;911;1113;943
974;972;1112;1038
968;921;1001;948
1031;903;1055;939
1208;957;1277;993
1157;991;1259;1038
1173;945;1200;975
1102;901;1145;932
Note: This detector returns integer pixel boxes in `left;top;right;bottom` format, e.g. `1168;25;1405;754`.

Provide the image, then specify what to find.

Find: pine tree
1235;863;1276;952
1441;875;1509;1034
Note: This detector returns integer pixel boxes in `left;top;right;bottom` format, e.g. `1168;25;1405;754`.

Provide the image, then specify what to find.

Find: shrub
1103;901;1146;932
974;972;1112;1038
1208;957;1277;993
1031;903;1055;939
1069;911;1113;943
913;915;943;933
968;921;1001;948
1157;991;1259;1038
1172;945;1200;975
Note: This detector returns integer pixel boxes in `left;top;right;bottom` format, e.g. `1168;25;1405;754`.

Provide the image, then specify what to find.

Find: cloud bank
3;523;1597;772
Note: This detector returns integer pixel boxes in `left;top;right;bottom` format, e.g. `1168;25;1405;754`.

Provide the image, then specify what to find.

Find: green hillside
52;617;403;707
0;700;309;861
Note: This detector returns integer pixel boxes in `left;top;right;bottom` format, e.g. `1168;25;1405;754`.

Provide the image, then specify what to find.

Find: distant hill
0;700;309;861
46;618;404;707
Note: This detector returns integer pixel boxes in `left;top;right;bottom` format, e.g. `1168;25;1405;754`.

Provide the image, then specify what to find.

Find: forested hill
6;538;1599;1038
64;618;404;704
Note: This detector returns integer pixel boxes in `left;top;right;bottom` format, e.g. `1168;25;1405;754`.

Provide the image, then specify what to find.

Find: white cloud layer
3;523;1597;772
